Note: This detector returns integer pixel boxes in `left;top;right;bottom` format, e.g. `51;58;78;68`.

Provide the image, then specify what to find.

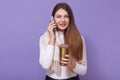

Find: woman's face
54;8;69;31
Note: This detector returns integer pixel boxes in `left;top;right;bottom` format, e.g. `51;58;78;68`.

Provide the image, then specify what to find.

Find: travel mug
59;44;71;66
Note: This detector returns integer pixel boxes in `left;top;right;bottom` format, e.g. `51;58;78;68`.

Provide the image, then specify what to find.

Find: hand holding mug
60;54;76;69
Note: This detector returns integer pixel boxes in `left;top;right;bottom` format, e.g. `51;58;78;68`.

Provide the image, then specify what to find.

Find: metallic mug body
59;44;70;66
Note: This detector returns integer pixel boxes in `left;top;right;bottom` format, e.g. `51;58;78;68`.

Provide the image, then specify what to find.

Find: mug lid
59;44;71;48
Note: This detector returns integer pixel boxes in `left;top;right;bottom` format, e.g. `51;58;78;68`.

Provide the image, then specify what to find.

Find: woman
39;2;87;80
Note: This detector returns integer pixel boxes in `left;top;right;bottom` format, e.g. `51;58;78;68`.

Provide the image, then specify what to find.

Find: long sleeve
73;35;87;75
39;35;54;69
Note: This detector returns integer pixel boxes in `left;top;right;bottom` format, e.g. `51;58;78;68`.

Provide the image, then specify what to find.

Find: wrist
48;37;56;45
71;61;76;69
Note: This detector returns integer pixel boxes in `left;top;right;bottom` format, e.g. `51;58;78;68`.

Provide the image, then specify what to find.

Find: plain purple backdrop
0;0;120;80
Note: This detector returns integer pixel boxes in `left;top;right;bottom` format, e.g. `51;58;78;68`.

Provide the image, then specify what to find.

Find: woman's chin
57;28;67;31
57;26;67;31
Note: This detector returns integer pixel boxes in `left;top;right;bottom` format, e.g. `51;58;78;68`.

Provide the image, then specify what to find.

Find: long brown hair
52;2;83;61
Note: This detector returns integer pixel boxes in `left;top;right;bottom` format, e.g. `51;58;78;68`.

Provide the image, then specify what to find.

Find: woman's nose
61;17;65;22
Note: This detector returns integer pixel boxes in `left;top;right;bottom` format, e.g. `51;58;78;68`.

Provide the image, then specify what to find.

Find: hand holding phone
49;16;57;32
47;16;57;38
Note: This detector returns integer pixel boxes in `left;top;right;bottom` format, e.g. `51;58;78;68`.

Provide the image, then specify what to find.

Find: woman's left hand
60;54;76;69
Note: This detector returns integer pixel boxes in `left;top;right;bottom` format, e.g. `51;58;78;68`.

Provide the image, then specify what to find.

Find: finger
50;21;56;25
60;60;70;65
51;23;57;28
64;54;70;58
48;23;57;29
48;24;57;31
61;58;69;62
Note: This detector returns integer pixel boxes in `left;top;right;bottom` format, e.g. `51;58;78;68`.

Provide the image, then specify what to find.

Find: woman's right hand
47;21;57;38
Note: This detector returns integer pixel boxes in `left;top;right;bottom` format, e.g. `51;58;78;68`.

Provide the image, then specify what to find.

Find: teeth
59;23;66;27
61;24;65;26
61;24;65;27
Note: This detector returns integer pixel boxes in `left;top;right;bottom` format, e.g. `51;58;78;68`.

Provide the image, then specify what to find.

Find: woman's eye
65;15;69;18
56;15;61;18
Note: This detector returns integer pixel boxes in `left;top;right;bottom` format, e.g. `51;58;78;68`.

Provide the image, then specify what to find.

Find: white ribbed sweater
39;31;87;79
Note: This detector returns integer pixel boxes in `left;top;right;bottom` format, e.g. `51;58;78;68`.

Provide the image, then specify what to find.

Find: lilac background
0;0;120;80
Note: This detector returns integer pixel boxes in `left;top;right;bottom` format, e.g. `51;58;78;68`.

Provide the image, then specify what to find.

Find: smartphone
49;16;54;22
50;16;57;32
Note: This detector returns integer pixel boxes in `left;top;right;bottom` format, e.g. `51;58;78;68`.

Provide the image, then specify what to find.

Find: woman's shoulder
40;31;49;38
39;31;50;42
